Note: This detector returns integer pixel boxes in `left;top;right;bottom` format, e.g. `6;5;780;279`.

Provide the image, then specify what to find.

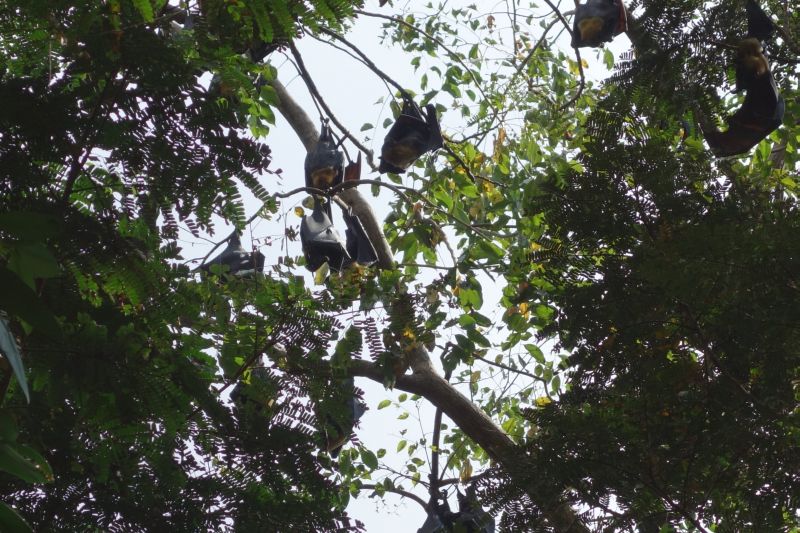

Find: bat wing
300;200;350;273
746;0;775;41
343;210;378;267
423;104;444;151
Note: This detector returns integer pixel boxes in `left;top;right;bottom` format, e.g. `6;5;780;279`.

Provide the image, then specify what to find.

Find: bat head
571;0;624;48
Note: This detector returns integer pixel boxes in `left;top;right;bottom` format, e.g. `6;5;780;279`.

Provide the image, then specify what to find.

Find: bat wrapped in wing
379;97;443;174
305;123;344;191
300;198;350;273
702;0;783;157
197;233;265;277
571;0;627;48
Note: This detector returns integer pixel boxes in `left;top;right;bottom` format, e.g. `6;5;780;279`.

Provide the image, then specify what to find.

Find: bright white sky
184;1;630;529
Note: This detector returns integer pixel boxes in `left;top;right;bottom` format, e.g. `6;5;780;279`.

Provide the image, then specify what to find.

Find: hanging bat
300;198;350;273
197;233;265;277
702;0;782;157
379;98;443;174
571;0;627;48
343;210;378;268
735;0;776;92
319;378;367;457
305;123;344;191
702;71;785;157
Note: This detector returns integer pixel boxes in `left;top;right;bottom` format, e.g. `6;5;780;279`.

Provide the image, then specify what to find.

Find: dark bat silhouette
197;233;264;277
571;0;627;48
343;210;378;268
305;123;344;190
300;198;350;273
702;0;783;157
736;0;776;92
379;98;443;174
319;378;367;457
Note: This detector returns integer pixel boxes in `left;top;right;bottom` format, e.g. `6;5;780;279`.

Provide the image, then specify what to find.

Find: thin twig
540;0;585;109
359;483;430;511
287;41;378;170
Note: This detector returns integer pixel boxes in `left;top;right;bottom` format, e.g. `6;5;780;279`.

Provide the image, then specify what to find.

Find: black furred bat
305;123;344;191
736;0;776;92
319;378;367;457
703;71;785;157
702;0;783;157
342;210;378;268
197;233;265;277
300;198;350;273
571;0;627;48
379;98;443;174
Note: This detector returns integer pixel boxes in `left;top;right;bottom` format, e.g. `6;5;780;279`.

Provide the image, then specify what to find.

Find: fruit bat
197;233;265;277
379;98;443;174
305;123;344;191
702;71;784;157
342;209;378;268
300;198;350;273
319;378;367;457
702;0;783;157
571;0;627;48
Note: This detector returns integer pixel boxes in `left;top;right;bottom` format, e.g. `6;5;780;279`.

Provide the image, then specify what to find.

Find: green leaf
0;266;61;337
131;0;154;22
524;343;545;364
0;319;29;403
0;443;46;483
360;449;378;469
377;399;391;410
0;501;32;533
0;212;59;242
396;440;407;452
7;243;61;288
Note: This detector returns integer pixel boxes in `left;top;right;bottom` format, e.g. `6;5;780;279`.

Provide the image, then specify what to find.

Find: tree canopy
0;0;798;532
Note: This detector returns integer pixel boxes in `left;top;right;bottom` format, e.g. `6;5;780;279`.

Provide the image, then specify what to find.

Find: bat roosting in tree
317;378;367;457
702;0;784;157
379;97;443;174
571;0;627;48
305;123;344;191
300;199;350;273
197;233;265;277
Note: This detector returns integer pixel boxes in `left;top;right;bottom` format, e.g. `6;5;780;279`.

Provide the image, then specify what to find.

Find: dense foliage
0;0;798;532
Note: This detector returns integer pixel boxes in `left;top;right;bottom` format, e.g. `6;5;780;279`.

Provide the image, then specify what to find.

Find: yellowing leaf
535;396;551;407
313;262;329;284
294;206;305;217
